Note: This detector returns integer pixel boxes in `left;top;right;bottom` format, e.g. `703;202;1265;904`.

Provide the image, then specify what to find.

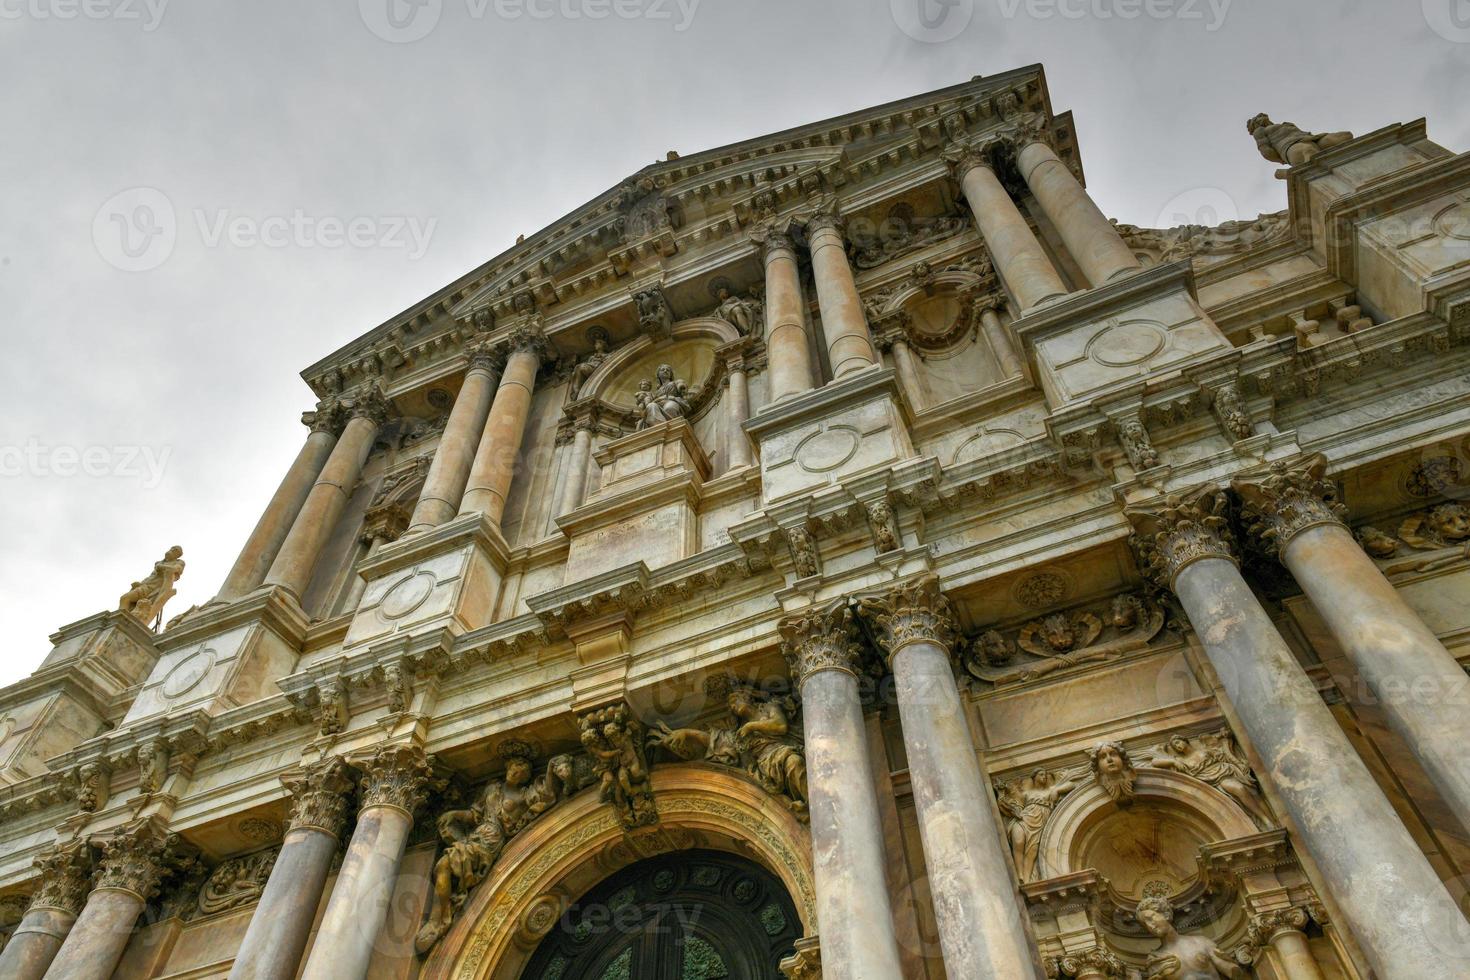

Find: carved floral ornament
1125;486;1239;591
1232;454;1348;557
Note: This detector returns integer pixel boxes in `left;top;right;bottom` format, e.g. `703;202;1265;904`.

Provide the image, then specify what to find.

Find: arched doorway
522;850;800;980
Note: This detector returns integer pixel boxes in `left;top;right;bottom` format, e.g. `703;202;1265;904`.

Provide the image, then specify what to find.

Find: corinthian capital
942;139;996;179
804;210;844;238
751;224;797;260
343;385;392;426
282;755;356;840
1232;454;1347;557
1247;905;1312;946
1046;945;1125;979
465;339;504;375
92;822;195;902
29;839;93;915
779;600;865;685
857;573;958;663
1125;486;1237;590
355;744;434;817
505;320;554;364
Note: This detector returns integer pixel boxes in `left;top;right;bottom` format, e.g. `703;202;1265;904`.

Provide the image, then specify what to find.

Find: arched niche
1036;769;1259;895
424;764;815;980
580;318;740;422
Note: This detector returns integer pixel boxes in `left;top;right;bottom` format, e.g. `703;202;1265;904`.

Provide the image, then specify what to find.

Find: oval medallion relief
1088;319;1167;367
380;570;436;620
161;646;216;699
794;426;860;474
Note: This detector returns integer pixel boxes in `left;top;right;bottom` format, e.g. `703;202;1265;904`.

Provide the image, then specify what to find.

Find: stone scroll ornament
414;742;586;954
579;703;657;830
964;592;1166;685
648;677;810;823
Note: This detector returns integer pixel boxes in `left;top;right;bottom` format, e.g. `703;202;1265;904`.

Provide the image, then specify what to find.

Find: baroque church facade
3;66;1470;979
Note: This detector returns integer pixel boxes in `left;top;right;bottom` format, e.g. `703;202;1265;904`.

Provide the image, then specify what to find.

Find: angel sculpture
997;767;1081;881
649;683;809;820
1151;731;1271;828
1137;883;1248;978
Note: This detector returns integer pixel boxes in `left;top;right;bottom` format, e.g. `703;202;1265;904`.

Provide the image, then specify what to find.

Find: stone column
1249;908;1325;980
216;407;340;601
947;142;1067;311
1234;456;1470;823
43;823;191;980
556;418;596;516
723;356;754;470
779;602;903;980
264;388;389;601
858;576;1040;979
1012;126;1140;287
338;505;407;614
875;325;924;411
407;344;500;532
759;231;817;401
228;756;355;980
977;296;1025;379
459;325;548;526
1126;488;1470;979
805;213;879;379
298;746;432;980
0;841;90;980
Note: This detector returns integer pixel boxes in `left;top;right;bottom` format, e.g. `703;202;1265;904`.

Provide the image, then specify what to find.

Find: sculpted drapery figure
1151;731;1271;828
580;703;656;829
1137;884;1248;979
414;745;581;953
648;683;810;821
1247;113;1352;167
713;283;762;336
568;335;609;400
997;768;1080;881
118;545;185;628
634;363;694;429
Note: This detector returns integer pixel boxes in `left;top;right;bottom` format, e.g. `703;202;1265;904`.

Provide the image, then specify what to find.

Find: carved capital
303;399;345;435
1247;905;1312;946
804;210;844;238
1046;946;1125;979
943;139;997;180
857;573;958;663
465;339;504;375
1233;454;1347;558
753;226;797;261
355;744;433;817
283;755;357;839
92;822;194;902
1125;486;1238;591
504;322;553;363
780;601;865;685
29;839;93;915
344;385;392;426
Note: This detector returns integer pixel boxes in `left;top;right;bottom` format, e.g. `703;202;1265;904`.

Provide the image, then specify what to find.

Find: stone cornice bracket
282;755;357;841
855;573;958;665
29;838;94;915
1124;485;1238;591
779;936;821;979
1232;453;1346;558
352;744;436;819
779;599;866;685
91;820;198;903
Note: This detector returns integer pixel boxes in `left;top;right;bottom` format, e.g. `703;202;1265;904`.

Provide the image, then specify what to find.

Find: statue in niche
1136;882;1249;978
648;681;809;821
634;364;695;429
580;703;656;830
712;281;763;336
1247;113;1352;168
569;332;610;400
997;767;1081;881
1150;731;1271;828
118;545;185;629
415;743;583;953
1088;741;1137;805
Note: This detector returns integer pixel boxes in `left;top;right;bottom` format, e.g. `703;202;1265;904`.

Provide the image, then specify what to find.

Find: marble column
806;213;879;379
227;757;355;980
459;326;547;526
780;602;903;980
43;823;189;980
948;143;1066;311
298;746;432;980
977;297;1025;379
216;408;340;602
264;388;388;601
723;357;754;469
1249;908;1325;980
556;418;596;516
1013;128;1140;287
1126;487;1470;978
0;841;90;980
407;343;500;532
858;576;1040;979
1235;455;1470;824
759;231;817;401
876;328;924;410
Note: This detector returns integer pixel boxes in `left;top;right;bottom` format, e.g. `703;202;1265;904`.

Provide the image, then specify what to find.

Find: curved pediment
579;318;741;426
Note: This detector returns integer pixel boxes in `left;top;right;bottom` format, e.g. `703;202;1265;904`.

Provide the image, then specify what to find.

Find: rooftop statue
117;545;184;629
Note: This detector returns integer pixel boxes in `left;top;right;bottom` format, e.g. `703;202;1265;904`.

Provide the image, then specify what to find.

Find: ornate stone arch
424;764;816;980
578;318;741;432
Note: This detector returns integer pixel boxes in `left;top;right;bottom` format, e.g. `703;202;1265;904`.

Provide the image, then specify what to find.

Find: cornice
155;586;310;653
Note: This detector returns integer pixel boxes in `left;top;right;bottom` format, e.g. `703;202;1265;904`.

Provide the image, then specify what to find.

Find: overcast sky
0;0;1464;684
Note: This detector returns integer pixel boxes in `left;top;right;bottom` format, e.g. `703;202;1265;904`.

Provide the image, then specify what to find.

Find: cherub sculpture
997;767;1081;881
1136;883;1248;979
118;546;185;629
580;704;655;829
1247;113;1353;168
1088;741;1137;805
649;682;809;820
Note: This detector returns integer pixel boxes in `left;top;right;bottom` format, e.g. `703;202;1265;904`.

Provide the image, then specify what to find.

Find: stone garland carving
1136;881;1249;978
1088;741;1137;806
1150;730;1272;828
1233;455;1347;557
357;744;435;815
76;761;111;813
117;545;185;629
648;680;809;822
785;526;820;579
866;500;901;553
195;847;277;917
997;768;1083;882
283;756;357;839
316;678;349;736
415;742;586;953
964;592;1166;685
634;363;697;430
29;839;93;915
1126;487;1238;591
710;279;763;337
383;663;411;714
856;573;957;662
137;738;170;795
579;704;656;831
1247;113;1352;168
